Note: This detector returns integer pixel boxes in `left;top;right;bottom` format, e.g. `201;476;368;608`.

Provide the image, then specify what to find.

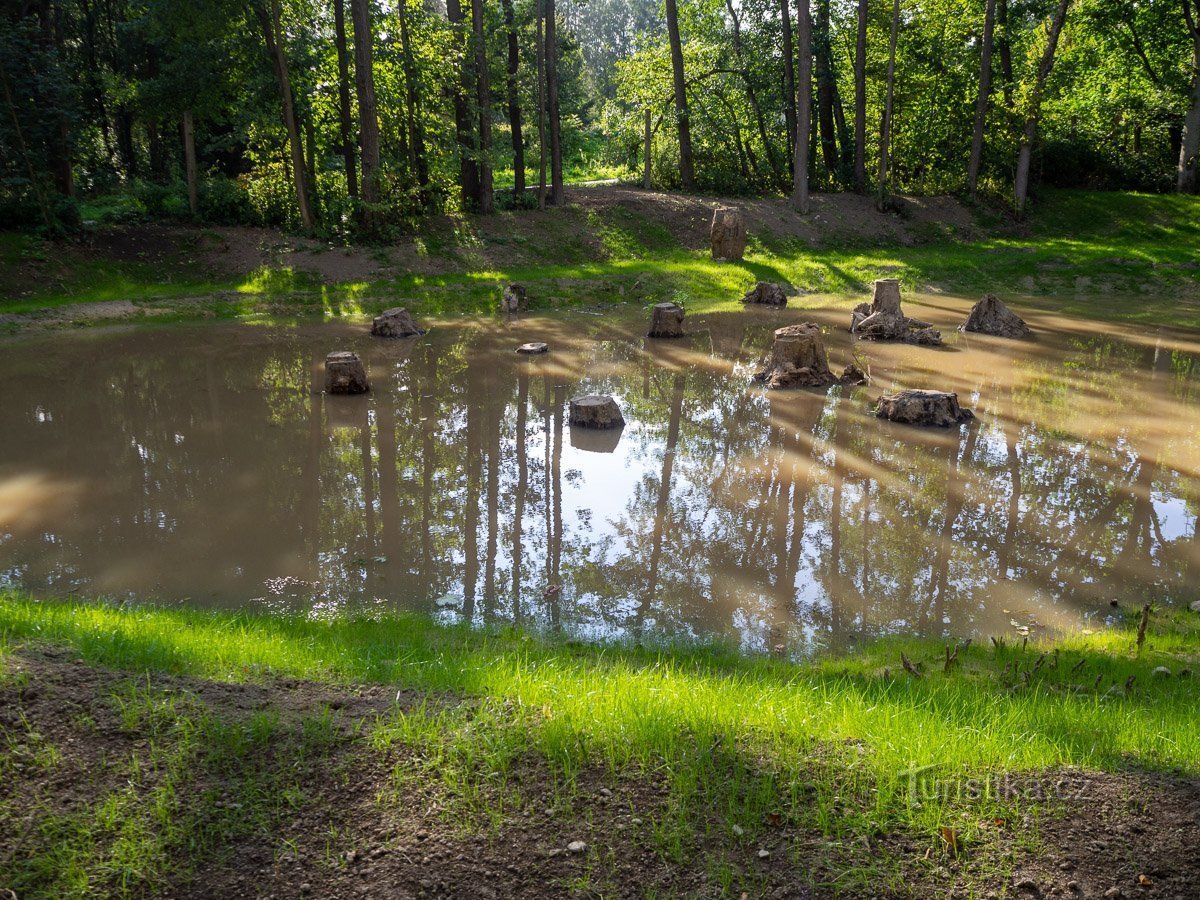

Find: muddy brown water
2;297;1198;649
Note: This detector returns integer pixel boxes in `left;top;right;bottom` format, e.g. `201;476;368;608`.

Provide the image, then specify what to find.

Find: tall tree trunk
399;0;429;197
814;0;838;179
996;0;1014;108
255;0;315;229
546;0;565;203
792;0;812;212
472;0;494;213
1179;6;1200;194
536;0;547;208
447;0;482;207
727;0;787;191
967;0;996;198
1013;0;1072;217
38;0;73;196
664;0;695;190
333;0;358;200
182;110;198;216
501;0;525;195
350;0;381;228
853;0;868;193
781;0;798;178
644;107;652;188
877;0;899;211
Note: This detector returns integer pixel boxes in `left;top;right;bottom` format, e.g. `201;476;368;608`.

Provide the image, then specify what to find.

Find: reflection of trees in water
3;318;1199;640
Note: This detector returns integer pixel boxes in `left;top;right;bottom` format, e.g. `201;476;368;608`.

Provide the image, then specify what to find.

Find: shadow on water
1;295;1198;650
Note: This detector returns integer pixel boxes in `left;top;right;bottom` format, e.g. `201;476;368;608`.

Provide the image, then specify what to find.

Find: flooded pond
2;296;1199;650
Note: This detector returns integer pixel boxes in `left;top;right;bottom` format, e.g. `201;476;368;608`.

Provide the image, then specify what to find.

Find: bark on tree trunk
350;0;381;228
815;0;838;180
967;0;996;198
665;0;696;190
1013;0;1072;218
644;108;652;188
182;110;198;216
781;0;798;178
877;0;900;212
854;0;868;193
546;0;565;204
1178;9;1200;194
448;0;482;208
536;0;547;208
997;0;1014;108
333;0;358;200
399;0;429;197
472;0;494;213
727;0;787;191
792;0;812;212
256;0;315;230
502;0;525;196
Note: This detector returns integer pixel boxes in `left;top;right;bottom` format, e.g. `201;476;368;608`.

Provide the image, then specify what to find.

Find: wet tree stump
501;283;529;314
850;279;942;345
875;389;974;427
739;282;789;307
516;341;549;354
710;207;747;261
324;351;370;394
752;323;838;389
371;307;425;338
960;294;1031;338
648;302;685;338
568;394;625;429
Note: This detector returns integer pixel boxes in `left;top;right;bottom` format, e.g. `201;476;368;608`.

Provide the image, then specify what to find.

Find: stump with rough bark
710;207;747;261
648;302;685;338
850;279;942;345
739;282;789;307
752;323;838;389
501;283;529;314
875;389;974;427
960;294;1031;338
325;351;370;394
568;394;625;429
371;307;425;338
516;341;549;355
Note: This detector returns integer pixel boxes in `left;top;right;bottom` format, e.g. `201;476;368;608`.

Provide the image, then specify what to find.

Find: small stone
1104;889;1123;899
567;840;587;854
1189;600;1200;613
732;824;745;836
1067;882;1080;892
300;885;312;895
1059;861;1075;872
1152;666;1171;677
1015;878;1038;892
598;787;612;797
757;849;770;859
371;307;424;338
516;341;549;355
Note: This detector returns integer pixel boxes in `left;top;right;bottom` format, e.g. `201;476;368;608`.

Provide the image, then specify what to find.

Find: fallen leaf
939;825;960;855
765;812;782;826
1138;874;1153;886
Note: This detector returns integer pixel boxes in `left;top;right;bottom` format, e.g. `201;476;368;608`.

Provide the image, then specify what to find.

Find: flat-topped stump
568;394;625;429
710;207;747;261
371;307;425;338
516;341;549;355
648;302;685;338
752;323;837;389
876;389;974;427
325;351;370;395
960;294;1031;338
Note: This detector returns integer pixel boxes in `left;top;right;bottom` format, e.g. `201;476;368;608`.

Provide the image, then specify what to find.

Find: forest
2;0;1199;237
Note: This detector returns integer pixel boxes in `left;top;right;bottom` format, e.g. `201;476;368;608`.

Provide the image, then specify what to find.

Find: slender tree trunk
350;0;381;228
1178;8;1200;193
333;0;358;200
472;0;494;213
1013;0;1072;217
792;0;812;212
182;110;198;216
967;0;996;198
447;0;481;207
877;0;899;212
781;0;798;178
536;0;547;208
501;0;525;196
727;0;787;190
854;0;868;193
304;107;320;221
398;0;430;198
255;0;315;229
664;0;695;190
644;108;652;188
815;0;838;179
38;0;73;197
546;0;565;203
996;0;1014;108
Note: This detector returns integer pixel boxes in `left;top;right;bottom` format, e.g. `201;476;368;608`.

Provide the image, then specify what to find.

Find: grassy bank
2;592;1198;897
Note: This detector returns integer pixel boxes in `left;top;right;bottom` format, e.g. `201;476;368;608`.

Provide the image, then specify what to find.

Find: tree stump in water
501;283;529;314
568;394;625;429
960;294;1031;338
850;279;942;345
875;389;974;427
516;341;549;355
324;351;370;394
739;282;789;307
648;302;685;338
752;324;838;389
371;307;424;338
710;207;747;261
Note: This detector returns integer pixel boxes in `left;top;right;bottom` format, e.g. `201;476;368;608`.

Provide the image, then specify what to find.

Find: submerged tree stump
875;389;974;427
516;341;549;355
371;307;425;338
752;323;838;389
710;207;747;261
739;282;789;307
648;302;685;338
960;294;1031;338
324;351;370;394
850;279;942;345
568;394;625;429
501;283;529;314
